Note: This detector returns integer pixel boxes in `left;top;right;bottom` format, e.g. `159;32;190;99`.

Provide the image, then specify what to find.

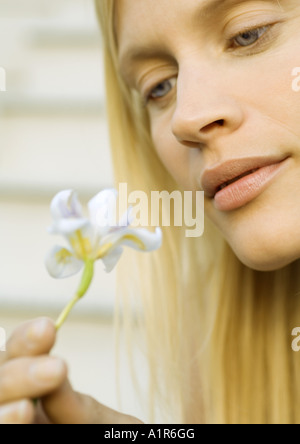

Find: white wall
0;0;148;423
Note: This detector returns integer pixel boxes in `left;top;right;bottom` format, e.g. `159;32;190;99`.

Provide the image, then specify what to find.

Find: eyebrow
118;0;279;83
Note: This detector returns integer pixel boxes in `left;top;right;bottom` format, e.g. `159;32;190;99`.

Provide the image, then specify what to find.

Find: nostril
201;119;225;133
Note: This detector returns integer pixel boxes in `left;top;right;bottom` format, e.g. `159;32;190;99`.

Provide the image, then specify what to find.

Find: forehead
116;0;281;80
116;0;282;56
116;0;218;42
116;0;225;71
116;0;279;38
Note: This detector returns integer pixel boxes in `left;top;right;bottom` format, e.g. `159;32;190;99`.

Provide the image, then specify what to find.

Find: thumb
41;380;92;424
40;380;142;424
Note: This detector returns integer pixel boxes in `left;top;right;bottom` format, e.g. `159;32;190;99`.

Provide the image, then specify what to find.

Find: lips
218;168;259;191
201;156;288;199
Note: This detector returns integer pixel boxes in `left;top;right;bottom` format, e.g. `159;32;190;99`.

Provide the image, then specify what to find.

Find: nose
171;68;244;146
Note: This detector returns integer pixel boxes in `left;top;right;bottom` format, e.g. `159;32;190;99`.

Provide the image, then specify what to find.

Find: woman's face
117;0;300;271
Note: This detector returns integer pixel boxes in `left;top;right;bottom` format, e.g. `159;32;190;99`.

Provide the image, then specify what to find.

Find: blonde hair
95;0;300;424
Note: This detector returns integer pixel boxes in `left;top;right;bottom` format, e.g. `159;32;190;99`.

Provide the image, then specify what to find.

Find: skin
0;318;142;424
117;0;300;272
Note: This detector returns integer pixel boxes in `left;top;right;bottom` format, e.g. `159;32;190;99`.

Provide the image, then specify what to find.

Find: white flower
45;189;162;278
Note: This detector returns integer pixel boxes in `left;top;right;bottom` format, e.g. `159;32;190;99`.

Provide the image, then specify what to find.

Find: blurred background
0;0;147;423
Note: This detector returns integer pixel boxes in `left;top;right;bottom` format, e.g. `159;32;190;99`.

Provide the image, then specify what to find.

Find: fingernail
30;358;65;383
26;319;50;344
0;400;28;424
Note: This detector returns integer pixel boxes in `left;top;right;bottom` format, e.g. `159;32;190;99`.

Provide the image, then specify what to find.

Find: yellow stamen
96;242;113;259
70;230;92;259
122;234;146;251
95;235;146;260
55;248;73;265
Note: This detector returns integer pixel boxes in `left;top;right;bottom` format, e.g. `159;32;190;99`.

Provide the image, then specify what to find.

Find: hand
0;318;143;424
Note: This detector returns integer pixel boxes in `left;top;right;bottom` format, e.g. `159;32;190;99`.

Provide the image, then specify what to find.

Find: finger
0;318;56;365
42;380;92;424
0;356;67;403
0;400;35;425
42;380;143;424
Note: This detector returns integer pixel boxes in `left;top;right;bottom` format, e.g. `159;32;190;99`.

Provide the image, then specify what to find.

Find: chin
216;198;300;273
237;254;294;272
230;241;300;272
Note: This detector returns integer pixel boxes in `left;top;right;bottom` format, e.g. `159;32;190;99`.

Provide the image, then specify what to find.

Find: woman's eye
231;26;269;48
146;78;176;103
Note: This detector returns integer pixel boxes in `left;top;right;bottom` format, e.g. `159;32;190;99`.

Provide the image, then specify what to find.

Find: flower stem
32;260;94;407
55;294;81;330
55;259;94;331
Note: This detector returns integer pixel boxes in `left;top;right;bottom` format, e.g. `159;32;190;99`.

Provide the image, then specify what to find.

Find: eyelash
144;23;276;105
144;78;177;107
227;23;274;53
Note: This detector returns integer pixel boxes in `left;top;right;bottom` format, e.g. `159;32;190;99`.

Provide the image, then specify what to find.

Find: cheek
151;115;194;189
205;159;300;271
261;65;300;136
243;40;300;135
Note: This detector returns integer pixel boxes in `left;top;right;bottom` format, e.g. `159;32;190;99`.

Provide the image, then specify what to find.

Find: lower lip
214;159;289;212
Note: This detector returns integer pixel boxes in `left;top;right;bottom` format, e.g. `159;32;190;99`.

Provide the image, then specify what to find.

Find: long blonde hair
95;0;300;424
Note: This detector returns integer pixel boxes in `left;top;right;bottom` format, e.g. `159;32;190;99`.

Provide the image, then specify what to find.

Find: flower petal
49;190;88;235
50;190;83;221
48;218;89;236
118;205;134;228
88;189;118;233
45;246;84;279
101;227;163;253
101;246;124;273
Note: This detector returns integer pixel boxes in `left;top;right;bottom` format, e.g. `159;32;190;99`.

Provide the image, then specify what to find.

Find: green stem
55;293;81;330
55;259;94;331
32;260;94;406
